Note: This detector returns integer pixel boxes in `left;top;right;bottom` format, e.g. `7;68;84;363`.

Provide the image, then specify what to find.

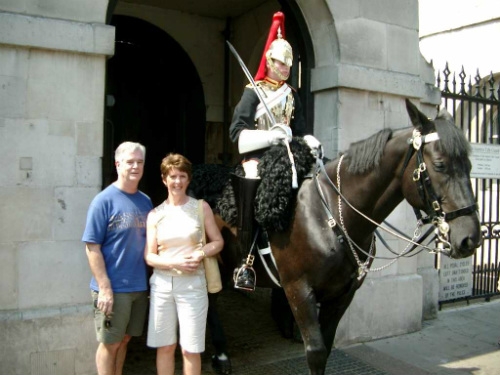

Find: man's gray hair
114;142;146;162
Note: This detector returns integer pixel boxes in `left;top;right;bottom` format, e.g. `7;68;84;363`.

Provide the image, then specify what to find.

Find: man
82;142;153;375
229;12;311;291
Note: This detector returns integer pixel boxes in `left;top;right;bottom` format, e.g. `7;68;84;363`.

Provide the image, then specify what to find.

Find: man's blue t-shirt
82;184;153;292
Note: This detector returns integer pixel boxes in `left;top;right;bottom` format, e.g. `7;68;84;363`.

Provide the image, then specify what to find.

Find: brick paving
236;350;386;375
123;288;385;375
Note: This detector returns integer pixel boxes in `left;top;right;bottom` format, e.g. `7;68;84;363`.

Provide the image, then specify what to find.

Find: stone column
0;2;114;374
298;0;441;345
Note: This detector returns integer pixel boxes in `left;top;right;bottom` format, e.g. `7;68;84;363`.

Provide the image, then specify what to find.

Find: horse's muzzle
450;232;482;259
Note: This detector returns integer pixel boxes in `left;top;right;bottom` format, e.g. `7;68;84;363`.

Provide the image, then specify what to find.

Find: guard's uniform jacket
229;78;306;159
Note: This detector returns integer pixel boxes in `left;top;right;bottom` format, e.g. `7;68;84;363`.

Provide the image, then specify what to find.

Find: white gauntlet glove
238;125;293;154
303;135;323;159
269;130;287;145
269;124;292;145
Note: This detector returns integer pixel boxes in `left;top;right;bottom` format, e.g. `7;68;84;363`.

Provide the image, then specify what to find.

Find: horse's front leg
318;286;358;355
283;282;327;375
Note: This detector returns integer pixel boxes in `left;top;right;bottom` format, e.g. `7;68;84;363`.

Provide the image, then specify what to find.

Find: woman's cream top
153;196;204;277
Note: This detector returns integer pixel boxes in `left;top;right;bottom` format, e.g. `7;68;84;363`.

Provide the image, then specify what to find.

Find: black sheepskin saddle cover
189;163;233;209
217;137;315;232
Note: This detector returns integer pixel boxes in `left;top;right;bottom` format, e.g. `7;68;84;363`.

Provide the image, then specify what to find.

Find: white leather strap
257;247;281;287
258;247;272;255
424;132;439;143
255;84;291;120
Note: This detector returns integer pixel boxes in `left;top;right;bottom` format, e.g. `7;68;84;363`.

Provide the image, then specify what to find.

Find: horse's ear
405;99;434;133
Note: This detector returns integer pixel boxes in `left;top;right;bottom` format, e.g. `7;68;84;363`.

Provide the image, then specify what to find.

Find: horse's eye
433;161;446;172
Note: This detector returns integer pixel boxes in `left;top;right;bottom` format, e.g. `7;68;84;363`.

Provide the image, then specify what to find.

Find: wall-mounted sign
439;256;473;301
470;143;500;179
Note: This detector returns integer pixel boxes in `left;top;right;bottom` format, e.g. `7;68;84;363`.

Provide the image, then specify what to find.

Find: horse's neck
370;131;411;221
335;131;410;224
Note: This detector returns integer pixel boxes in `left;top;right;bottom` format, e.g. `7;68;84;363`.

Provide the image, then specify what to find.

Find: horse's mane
344;128;393;174
343;115;470;175
434;114;471;164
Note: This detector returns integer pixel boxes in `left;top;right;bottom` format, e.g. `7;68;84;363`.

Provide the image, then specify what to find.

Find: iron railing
438;63;500;303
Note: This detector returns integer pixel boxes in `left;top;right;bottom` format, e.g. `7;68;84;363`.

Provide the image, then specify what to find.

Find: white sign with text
439;256;473;301
470;143;500;179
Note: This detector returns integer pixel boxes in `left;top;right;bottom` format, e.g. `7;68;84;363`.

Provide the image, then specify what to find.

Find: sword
226;41;298;188
226;41;276;125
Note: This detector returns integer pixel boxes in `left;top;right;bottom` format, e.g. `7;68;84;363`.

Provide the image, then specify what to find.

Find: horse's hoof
211;354;232;375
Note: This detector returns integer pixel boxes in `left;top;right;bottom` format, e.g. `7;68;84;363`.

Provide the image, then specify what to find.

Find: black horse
193;99;481;375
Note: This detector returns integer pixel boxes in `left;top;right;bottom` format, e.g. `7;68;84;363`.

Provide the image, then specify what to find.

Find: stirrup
233;255;256;292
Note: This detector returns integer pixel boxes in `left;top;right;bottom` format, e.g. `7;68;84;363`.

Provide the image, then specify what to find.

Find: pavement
124;290;500;375
345;298;500;375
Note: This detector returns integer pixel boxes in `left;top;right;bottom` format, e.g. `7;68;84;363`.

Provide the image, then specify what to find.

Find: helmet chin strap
266;57;289;81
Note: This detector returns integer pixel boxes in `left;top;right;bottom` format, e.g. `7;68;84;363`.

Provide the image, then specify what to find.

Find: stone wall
0;1;113;373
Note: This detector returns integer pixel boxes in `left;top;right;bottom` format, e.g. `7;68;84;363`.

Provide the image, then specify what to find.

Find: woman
145;153;224;375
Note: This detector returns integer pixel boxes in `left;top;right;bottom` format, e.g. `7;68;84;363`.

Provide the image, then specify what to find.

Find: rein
315;156;436;253
314;128;477;275
315;156;431;279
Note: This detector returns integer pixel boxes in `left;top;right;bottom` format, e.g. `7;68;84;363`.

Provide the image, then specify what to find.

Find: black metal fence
438;63;500;302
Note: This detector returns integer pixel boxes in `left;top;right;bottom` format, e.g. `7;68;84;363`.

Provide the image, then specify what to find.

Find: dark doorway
279;1;315;134
104;15;206;205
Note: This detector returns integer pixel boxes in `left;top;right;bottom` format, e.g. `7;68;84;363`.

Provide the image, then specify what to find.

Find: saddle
217;137;315;232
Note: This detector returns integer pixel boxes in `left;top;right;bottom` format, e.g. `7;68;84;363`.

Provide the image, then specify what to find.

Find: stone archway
294;0;341;155
104;15;206;205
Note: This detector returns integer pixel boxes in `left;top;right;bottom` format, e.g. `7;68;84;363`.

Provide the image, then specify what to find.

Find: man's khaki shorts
91;290;148;344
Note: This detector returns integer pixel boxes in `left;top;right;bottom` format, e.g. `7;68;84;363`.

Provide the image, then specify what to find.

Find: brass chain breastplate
254;82;295;131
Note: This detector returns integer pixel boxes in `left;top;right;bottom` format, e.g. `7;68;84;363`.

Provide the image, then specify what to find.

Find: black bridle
400;129;478;250
314;127;478;269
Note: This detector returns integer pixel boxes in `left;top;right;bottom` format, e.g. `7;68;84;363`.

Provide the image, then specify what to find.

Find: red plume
254;12;286;81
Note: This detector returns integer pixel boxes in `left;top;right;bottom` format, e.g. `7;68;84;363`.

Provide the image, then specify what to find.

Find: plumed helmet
254;12;293;81
265;31;293;67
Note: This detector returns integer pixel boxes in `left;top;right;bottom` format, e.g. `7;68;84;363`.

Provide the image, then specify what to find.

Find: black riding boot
231;174;261;292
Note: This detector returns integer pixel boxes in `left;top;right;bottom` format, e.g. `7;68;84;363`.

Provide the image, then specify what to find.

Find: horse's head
401;99;481;258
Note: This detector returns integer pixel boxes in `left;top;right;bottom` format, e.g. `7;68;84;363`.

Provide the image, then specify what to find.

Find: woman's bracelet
199;249;206;258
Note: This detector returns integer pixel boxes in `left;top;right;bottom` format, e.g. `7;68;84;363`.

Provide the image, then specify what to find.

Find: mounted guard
229;11;321;291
